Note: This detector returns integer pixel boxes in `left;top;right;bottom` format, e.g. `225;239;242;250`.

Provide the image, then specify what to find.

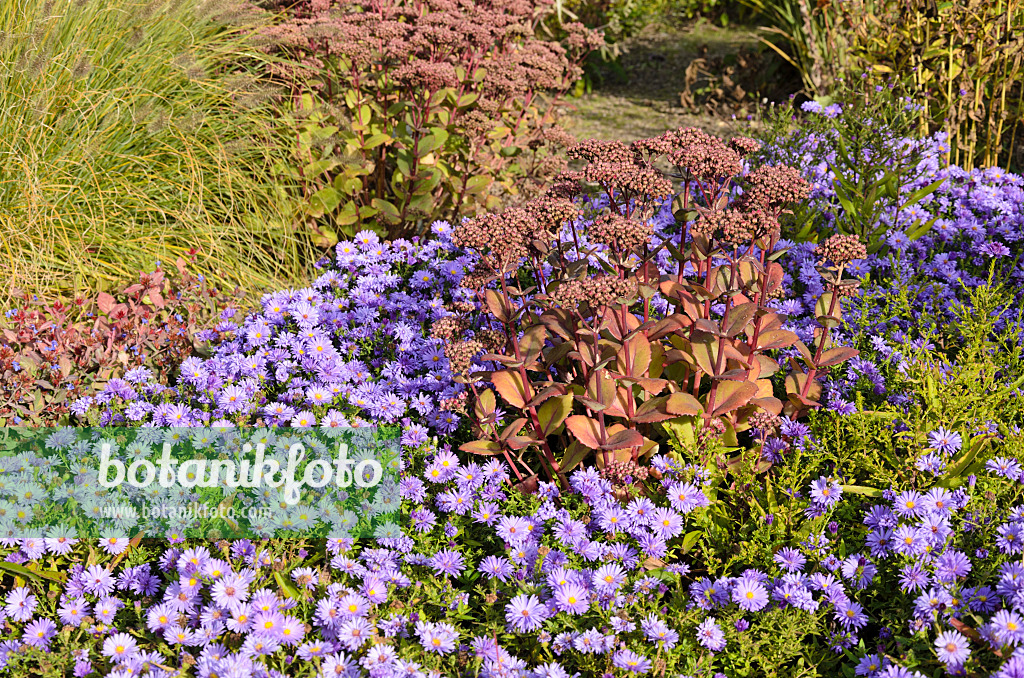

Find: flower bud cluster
553;275;637;309
748;409;781;438
729;136;763;156
744;165;810;212
599;459;649;488
816;234;867;267
475;328;506;352
663;128;743;182
445;339;483;375
589;212;654;252
431;316;471;343
691;208;777;247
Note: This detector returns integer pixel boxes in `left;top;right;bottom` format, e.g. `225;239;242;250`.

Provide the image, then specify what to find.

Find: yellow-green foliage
0;0;315;301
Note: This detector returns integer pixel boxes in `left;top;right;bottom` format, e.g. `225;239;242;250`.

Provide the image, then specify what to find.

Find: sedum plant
438;129;862;490
250;0;602;243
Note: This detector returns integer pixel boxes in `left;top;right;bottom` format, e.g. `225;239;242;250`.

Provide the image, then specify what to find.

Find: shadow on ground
563;20;800;143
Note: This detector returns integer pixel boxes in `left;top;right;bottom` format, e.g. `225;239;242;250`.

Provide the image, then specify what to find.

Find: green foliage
757;77;944;254
0;0;316;302
741;0;1024;171
736;0;850;95
812;271;1024;493
841;0;1024;172
251;0;601;243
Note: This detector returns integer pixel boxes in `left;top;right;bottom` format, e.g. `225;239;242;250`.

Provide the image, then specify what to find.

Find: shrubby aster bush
3;422;1024;677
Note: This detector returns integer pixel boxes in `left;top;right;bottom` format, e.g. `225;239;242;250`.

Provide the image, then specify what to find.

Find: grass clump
0;0;315;302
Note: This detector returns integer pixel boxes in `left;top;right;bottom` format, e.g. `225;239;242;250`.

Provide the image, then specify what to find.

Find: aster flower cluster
71;230;481;436
0;438;888;678
762;103;1024;346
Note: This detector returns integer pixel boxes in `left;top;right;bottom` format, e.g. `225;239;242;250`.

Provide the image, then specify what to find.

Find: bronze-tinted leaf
664;392;704;416
485;289;510;322
537;395;573;436
722;302;758;337
818;346;859;367
710;380;758;417
460;440;502;455
565;415;603;449
600;427;643;451
491;370;529;408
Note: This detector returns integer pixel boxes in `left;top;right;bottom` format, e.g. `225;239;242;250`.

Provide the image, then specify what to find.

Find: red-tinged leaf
97;292;116;315
765;262;784;295
787;391;821;408
538;310;572;340
757;329;798;350
540;342;571;367
694;318;720;336
480;353;523;367
485;289;510;322
603;386;632;418
630;376;668;395
499;418;528;441
710;381;758;417
575;395;608;412
537;395;573;436
794;340;816;367
519;324;547;364
122;283;145;296
148;290;165;308
664;392;703;416
714;368;749;381
632;396;675;423
658;279;684;297
526;384;568;408
558;442;590;474
491;370;529;409
506;435;541;450
586;369;617;408
722;302;758;337
751;396;783;415
690;334;717;376
565;415;603;449
601;427;643;451
460;440;503;455
754;355;780;378
648;314;691;340
513;475;539;495
815;292;842;321
817;346;859;367
616;333;652;376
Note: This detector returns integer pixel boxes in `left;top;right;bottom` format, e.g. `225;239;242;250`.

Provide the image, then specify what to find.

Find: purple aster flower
934;629;970;667
733;577;769;612
613;649;651;674
809;476;843;507
4;587;37;622
22;619;57;649
102;632;140;661
835;600;868;630
592;563;627;592
553;583;590;615
773;547;806;572
927;427;962;455
695;617;726;652
505;594;547;632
